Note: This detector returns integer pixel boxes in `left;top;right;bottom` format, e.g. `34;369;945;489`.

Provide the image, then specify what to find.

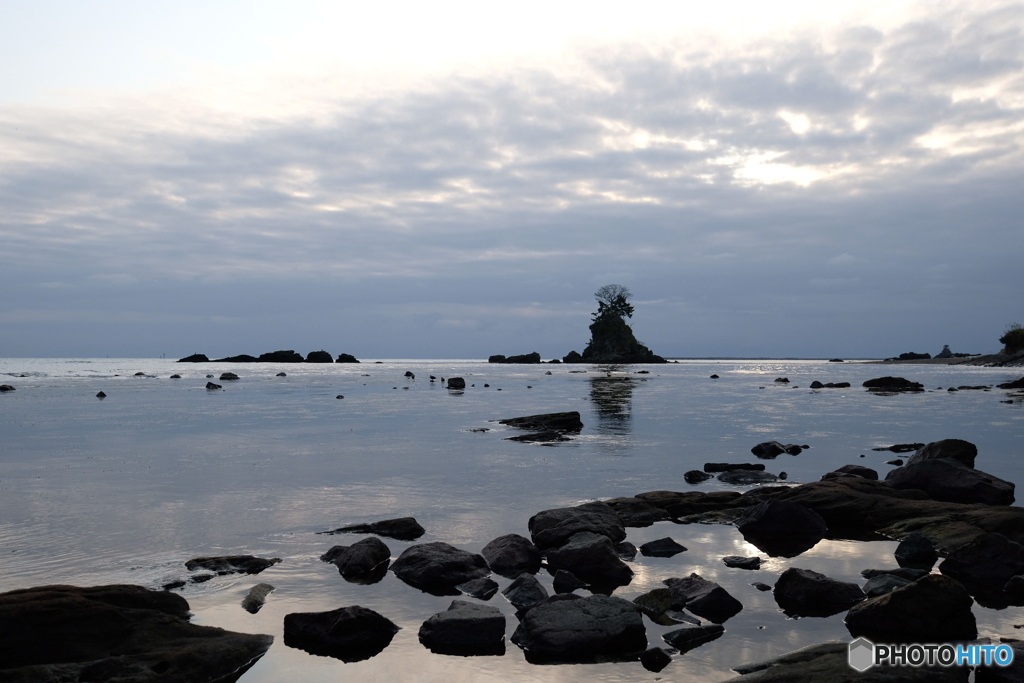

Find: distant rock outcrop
489;352;542;364
337;353;360;363
578;316;666;364
177;353;210;362
305;350;334;363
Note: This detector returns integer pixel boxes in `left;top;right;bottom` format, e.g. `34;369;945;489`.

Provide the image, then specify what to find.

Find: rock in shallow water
481;534;540;578
773;567;865;618
735;500;827;558
418;600;506;656
0;584;273;682
320;537;390;584
664;573;743;624
510;594;647;663
390;542;490;596
845;573;977;643
283;605;399;662
319;516;425;541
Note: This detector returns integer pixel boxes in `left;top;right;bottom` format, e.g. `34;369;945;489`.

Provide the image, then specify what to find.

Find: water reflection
589;369;635;436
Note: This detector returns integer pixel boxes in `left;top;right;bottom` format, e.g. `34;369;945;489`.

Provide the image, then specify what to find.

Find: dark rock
784;444;804;455
1003;575;1024;602
810;380;823;389
456;577;499;601
936;344;953;359
562;350;584;363
685;470;713;484
447;377;466;390
723;555;762;570
710;374;719;379
774;377;789;383
305;350;333;363
604;497;671;526
219;372;239;381
505;431;572;443
177;353;210;362
998;377;1024;390
320;516;425;541
860;567;930;581
284;605;399;662
735;500;827;557
752;582;773;591
579;315;667;364
320;537;390;584
897;352;932;360
390;542;490;596
774;567;865;617
257;350;304;363
863;376;925;392
241;583;274;614
906;439;978;468
404;371;415;378
886;459;904;466
639;538;687;558
185;555;281;576
0;384;15;392
528;501;626;550
845;574;977;643
885;457;1015;505
545;531;634;587
498;352;542;364
0;584;272;682
863;574;910;598
751;441;786;458
824;381;851;388
488;354;506;363
169;374;181;379
705;463;766;473
418;600;505;656
336;353;360;363
211;354;259;362
640;647;672;672
552;569;587;594
719;470;779;485
498;411;583;432
510;594;647;663
894;532;938;570
205;382;221;390
502;573;549;611
939;532;1024;593
662;624;725;653
632;588;690;624
664;573;743;623
481;534;541;578
336;395;344;399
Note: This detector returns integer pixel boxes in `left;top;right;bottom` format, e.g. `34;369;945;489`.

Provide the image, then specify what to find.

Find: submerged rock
185;555;281;576
241;583;275;614
498;411;584;432
283;605;399;662
0;584;273;682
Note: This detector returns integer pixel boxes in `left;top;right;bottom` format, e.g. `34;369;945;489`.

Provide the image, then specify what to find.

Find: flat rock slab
498;411;583;432
185;555;281;576
719;470;779;485
418;600;506;656
390;542;490;596
284;605;399;662
510;594;646;663
319;517;425;541
506;431;572;442
0;584;273;683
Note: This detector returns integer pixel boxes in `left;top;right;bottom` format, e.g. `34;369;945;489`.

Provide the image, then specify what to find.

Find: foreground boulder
528;501;626;550
885;457;1014;505
773;568;865;618
418;600;506;656
664;574;743;623
510;594;647;663
283;605;399;662
845;574;977;643
0;584;273;682
735;500;827;557
390;542;490;595
320;537;391;583
545;531;634;587
481;534;541;578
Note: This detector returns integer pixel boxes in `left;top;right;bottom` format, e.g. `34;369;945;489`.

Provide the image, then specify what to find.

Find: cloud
0;3;1022;357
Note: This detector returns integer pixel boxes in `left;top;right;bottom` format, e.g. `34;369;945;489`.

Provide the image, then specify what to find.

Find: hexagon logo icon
848;637;875;672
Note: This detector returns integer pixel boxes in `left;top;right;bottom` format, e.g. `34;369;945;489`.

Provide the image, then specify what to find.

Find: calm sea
1;358;1022;681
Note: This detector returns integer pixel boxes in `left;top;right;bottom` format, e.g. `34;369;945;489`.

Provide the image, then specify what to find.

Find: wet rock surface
663;573;743;623
481;533;541;578
773;567;866;617
845;574;977;643
320;537;391;584
735;500;828;557
283;605;399;662
185;555;281;576
390;542;490;596
544;531;634;587
662;623;725;653
241;583;275;614
510;594;647;663
528;501;626;550
418;600;506;656
498;411;584;432
0;584;273;683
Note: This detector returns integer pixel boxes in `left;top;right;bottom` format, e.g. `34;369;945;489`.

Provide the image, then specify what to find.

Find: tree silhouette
593;284;635;322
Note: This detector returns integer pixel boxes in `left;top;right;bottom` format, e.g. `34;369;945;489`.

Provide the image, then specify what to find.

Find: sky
1;1;1022;359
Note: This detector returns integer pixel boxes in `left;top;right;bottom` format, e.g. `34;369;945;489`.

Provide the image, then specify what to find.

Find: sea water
1;358;1022;681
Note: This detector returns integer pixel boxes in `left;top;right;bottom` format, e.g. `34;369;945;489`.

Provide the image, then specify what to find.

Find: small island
563;285;667;364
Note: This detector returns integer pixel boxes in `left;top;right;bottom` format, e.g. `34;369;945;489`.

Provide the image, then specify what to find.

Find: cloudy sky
1;1;1022;359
